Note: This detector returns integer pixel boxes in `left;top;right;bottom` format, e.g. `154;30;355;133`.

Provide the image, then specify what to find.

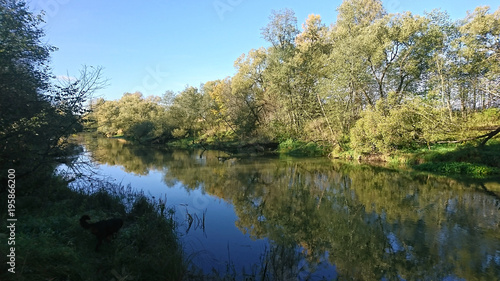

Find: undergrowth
0;175;185;281
278;139;329;156
409;139;500;178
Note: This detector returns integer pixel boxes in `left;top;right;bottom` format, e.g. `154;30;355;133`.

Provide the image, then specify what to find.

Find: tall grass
409;139;500;178
0;175;185;281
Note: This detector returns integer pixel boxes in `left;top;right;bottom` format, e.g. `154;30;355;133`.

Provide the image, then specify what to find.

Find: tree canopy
0;0;104;181
88;1;500;153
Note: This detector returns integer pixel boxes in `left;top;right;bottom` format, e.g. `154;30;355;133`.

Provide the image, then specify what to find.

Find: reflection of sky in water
66;143;500;280
89;162;333;278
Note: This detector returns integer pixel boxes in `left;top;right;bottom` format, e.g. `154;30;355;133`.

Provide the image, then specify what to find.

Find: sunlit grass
414;162;500;178
278;139;329;156
408;139;500;178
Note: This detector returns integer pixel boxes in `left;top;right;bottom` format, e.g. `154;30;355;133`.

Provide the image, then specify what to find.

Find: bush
278;139;328;156
350;96;457;154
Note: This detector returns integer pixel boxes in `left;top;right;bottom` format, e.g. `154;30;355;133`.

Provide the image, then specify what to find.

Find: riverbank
104;132;500;179
166;136;500;179
0;175;185;280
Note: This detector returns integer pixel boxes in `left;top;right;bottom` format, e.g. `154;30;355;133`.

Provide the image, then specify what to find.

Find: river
71;137;500;280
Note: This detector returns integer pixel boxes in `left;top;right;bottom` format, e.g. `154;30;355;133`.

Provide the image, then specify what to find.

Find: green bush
278;139;328;156
350;96;460;154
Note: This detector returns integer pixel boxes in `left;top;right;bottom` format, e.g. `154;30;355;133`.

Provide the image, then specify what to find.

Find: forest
87;0;500;157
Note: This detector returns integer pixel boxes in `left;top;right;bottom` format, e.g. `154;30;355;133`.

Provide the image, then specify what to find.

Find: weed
0;176;185;281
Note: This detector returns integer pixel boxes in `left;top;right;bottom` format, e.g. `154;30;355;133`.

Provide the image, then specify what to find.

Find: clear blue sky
31;0;500;100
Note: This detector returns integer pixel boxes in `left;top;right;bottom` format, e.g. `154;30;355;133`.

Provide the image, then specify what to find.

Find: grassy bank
272;137;500;178
0;175;185;281
408;140;500;178
330;139;500;178
103;131;500;179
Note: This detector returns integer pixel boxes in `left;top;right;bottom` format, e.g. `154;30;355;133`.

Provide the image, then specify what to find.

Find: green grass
408;139;500;178
413;162;499;178
278;139;329;156
0;176;185;281
334;138;500;178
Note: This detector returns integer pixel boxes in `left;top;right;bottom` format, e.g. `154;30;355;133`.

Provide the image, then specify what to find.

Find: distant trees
88;92;169;142
88;0;500;153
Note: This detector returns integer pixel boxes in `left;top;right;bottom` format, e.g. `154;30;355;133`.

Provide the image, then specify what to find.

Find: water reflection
81;137;500;280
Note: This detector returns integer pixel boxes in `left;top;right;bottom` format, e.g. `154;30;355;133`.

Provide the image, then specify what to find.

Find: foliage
350;95;463;153
84;2;500;158
89;92;171;142
278;139;328;156
0;1;104;181
412;140;500;169
0;176;185;281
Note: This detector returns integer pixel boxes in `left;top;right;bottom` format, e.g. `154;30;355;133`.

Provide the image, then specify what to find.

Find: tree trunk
479;126;500;147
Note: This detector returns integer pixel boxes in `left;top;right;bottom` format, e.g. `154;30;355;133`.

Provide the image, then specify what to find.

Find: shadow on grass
412;140;500;178
0;174;185;281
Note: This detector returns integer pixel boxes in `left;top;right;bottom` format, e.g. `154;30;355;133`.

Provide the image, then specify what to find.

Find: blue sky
31;0;500;100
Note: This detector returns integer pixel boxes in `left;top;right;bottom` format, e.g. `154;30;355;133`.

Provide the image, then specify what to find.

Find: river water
73;137;500;280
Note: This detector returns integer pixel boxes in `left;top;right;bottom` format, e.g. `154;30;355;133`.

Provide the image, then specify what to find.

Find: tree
90;92;170;142
328;0;386;110
458;6;500;107
202;78;238;137
261;8;299;50
168;86;204;138
0;1;104;181
261;9;306;138
231;48;268;137
1;0;54;175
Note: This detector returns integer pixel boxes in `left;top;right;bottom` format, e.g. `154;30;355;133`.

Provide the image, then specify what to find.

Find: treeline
88;0;500;154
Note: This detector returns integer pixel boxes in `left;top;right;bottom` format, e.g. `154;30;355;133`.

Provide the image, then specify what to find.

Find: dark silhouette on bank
80;215;123;251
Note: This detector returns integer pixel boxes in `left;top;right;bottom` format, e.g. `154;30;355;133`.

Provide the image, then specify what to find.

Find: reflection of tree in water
84;139;500;279
82;137;173;175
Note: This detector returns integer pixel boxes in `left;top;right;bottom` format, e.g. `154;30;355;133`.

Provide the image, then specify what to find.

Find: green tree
1;0;54;176
90;92;170;142
232;48;268;137
457;6;500;111
201;78;237;139
0;1;103;180
294;14;337;145
261;9;303;138
168;86;204;138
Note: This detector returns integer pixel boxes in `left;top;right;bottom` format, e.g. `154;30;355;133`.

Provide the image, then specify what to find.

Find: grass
278;139;329;156
0;170;325;281
404;139;500;178
330;138;500;178
413;162;499;178
0;174;185;281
